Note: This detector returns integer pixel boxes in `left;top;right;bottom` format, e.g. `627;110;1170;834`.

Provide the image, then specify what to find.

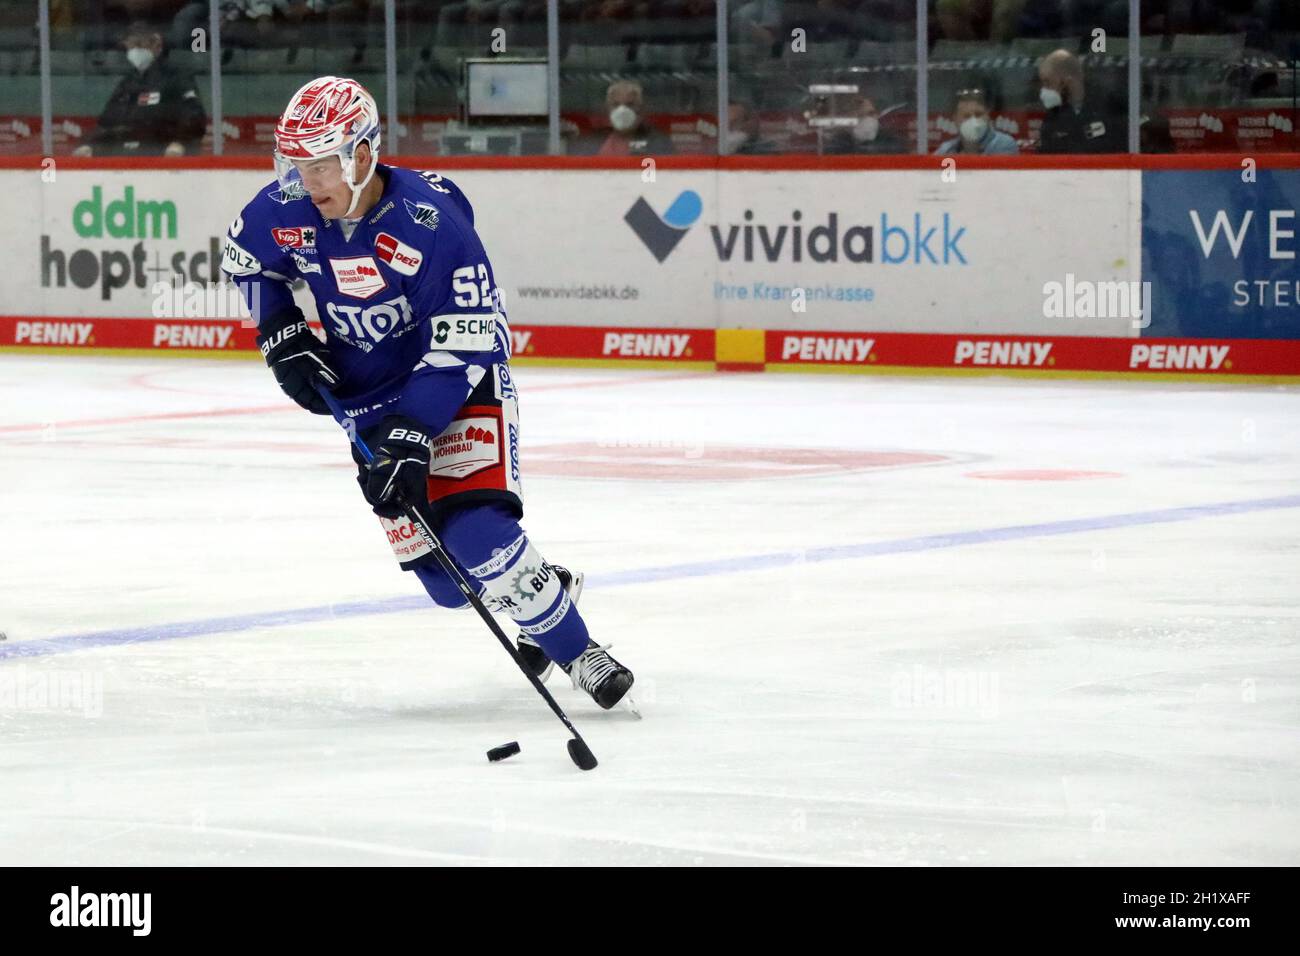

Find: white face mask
959;115;989;142
852;115;879;143
126;47;155;72
726;130;749;151
610;104;638;133
1039;86;1063;110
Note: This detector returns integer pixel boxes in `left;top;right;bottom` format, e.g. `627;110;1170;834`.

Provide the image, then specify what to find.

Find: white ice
1;355;1297;865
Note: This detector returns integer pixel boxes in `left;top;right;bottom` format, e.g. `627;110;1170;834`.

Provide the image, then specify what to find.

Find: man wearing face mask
578;80;676;157
72;23;206;158
824;94;905;155
936;89;1019;155
1036;48;1125;154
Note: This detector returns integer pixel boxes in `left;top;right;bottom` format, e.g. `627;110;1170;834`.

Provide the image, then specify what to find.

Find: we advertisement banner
1142;169;1300;340
1;168;1136;336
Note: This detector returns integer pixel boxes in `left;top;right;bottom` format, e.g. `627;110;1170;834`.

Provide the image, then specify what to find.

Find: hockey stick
315;384;599;772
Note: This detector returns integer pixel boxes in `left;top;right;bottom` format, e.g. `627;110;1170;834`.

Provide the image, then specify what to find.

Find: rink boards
1;156;1296;380
4;316;1298;382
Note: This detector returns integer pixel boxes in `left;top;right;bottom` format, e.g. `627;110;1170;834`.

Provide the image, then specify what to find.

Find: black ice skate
516;565;583;682
562;640;635;711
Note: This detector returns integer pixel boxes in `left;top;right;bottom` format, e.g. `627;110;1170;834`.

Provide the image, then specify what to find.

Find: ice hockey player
220;76;633;709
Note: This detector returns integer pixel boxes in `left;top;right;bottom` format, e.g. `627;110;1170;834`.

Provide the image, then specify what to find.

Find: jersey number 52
452;263;495;309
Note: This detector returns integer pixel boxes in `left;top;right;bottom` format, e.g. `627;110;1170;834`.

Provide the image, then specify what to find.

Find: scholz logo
434;320;450;344
625;190;702;262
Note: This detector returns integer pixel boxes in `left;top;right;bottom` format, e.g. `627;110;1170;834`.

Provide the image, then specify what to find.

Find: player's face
292;155;350;218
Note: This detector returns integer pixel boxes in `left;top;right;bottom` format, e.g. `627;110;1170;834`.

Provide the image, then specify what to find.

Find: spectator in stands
439;0;508;44
857;0;917;42
935;88;1018;154
657;0;717;19
823;93;906;154
1036;48;1125;153
801;0;862;43
726;100;779;154
169;1;336;54
72;21;206;156
934;0;1034;42
732;0;782;47
574;79;676;155
499;0;548;24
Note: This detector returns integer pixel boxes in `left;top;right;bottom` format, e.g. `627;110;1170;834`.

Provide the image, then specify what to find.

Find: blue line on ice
5;492;1298;660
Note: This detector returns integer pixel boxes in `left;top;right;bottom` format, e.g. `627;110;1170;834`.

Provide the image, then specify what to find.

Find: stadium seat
566;44;631;70
852;41;918;66
86;51;126;76
634;43;696;73
1098;36;1168;57
0;27;31;51
225;48;291;75
45;50;87;76
168;51;209;77
930;40;1005;64
795;40;852;66
1170;33;1247;56
1009;37;1081;57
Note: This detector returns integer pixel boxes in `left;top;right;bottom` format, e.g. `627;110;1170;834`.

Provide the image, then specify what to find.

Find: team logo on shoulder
266;181;308;204
404;198;440;231
329;256;387;299
220;236;260;276
272;226;316;248
374;232;422;276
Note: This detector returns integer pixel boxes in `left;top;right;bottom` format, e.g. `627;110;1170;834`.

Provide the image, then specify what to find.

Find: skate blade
621;694;643;720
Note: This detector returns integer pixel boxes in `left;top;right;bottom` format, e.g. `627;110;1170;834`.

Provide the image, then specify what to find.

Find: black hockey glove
256;309;340;415
357;416;434;519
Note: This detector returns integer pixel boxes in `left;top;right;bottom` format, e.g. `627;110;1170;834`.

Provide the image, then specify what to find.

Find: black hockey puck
487;741;521;762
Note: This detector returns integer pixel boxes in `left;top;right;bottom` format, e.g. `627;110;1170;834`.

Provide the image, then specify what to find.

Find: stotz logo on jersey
329;256;387;299
404;198;440;231
272;227;316;248
324;294;415;346
266;181;307;204
374;232;422;276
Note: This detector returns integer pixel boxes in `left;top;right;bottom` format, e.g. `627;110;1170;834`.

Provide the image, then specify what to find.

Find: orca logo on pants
625;190;702;262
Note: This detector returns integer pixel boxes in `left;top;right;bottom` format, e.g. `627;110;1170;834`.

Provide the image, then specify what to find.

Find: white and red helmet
274;76;381;217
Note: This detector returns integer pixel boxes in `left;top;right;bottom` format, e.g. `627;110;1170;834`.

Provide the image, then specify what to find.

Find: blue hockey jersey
221;164;509;398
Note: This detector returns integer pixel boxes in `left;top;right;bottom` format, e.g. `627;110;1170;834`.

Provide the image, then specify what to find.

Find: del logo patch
329;256;387;299
374;232;422;276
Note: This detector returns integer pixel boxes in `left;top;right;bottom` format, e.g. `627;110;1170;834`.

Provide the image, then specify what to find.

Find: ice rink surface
1;354;1297;866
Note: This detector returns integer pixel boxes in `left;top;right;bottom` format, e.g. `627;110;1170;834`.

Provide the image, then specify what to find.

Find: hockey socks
421;503;590;665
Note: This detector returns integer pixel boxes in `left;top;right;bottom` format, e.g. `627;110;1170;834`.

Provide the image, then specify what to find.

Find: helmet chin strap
341;144;377;218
